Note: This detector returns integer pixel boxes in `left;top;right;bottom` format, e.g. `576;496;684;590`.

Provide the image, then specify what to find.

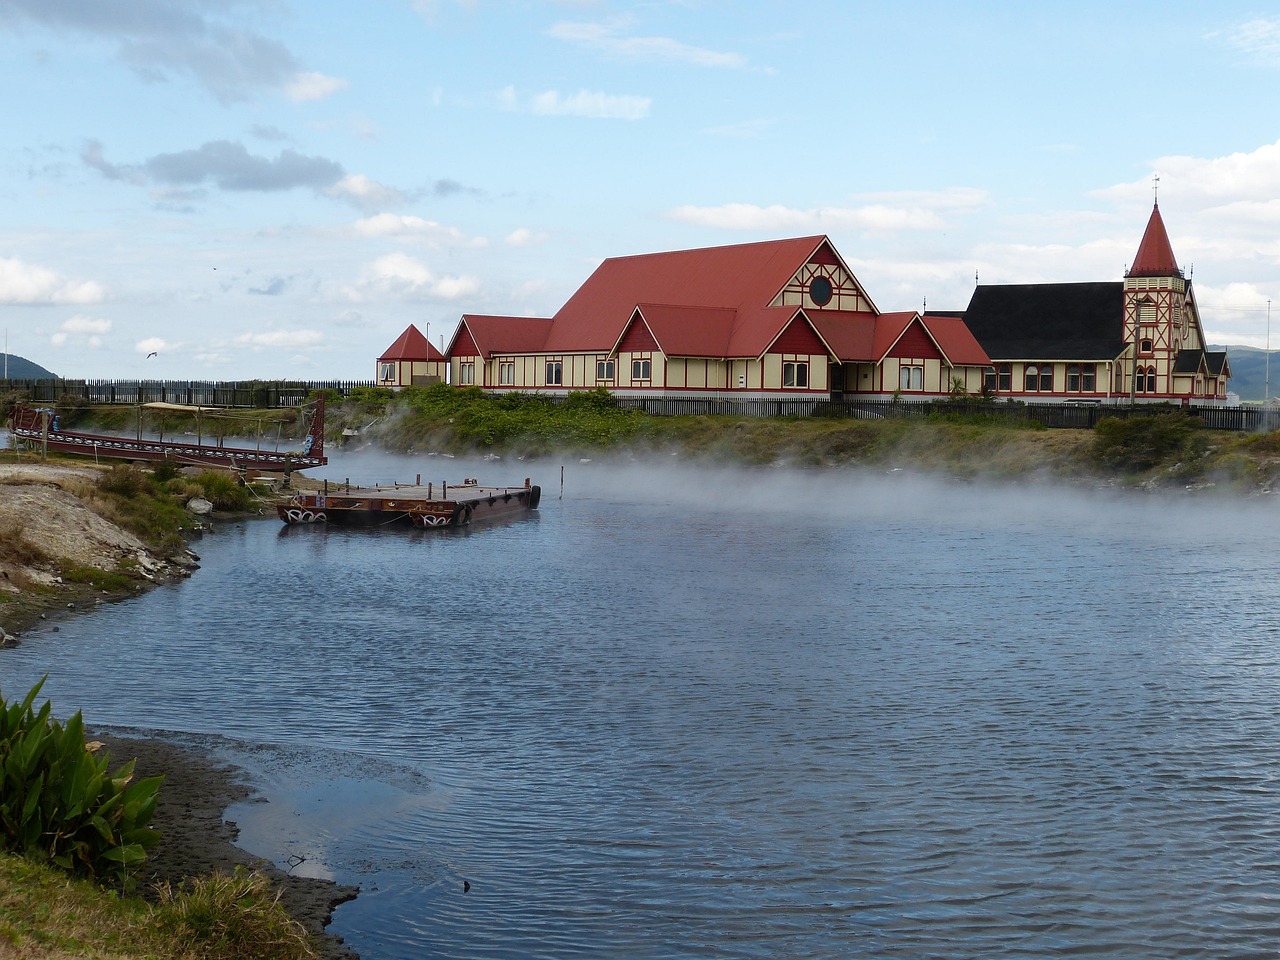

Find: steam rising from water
7;445;1280;959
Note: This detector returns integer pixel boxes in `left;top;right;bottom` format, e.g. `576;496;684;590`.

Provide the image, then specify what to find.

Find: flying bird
146;351;157;358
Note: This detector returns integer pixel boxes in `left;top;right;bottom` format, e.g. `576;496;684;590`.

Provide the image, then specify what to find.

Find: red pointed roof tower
1127;202;1181;279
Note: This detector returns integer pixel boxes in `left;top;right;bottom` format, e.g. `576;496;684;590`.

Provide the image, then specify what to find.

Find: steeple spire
1127;202;1180;279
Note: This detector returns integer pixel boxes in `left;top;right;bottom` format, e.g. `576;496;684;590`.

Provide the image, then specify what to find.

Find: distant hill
1218;345;1280;404
1;353;57;380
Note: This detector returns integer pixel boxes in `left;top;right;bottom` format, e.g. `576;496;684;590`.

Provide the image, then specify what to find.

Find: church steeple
1127;202;1181;279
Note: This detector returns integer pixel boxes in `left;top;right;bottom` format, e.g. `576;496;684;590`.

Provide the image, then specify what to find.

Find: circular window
808;276;833;306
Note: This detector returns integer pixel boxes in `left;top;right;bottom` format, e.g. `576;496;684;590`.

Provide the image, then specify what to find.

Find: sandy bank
94;730;360;960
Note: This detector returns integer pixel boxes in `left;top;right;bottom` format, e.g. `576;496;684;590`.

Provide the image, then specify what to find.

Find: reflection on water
7;454;1280;959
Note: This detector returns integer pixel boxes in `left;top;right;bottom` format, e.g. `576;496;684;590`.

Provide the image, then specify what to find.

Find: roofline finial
1153;172;1160;207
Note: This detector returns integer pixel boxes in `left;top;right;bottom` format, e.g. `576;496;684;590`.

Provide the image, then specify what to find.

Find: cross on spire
1153;172;1160;206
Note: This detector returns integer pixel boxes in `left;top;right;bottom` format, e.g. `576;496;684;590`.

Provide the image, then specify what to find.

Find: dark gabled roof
962;281;1127;361
1173;349;1231;378
1173;349;1204;374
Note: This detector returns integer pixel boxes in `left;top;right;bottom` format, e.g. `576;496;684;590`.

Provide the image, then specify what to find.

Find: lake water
6;450;1280;959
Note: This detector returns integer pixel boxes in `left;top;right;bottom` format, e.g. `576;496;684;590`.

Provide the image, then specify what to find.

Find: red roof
448;314;553;359
806;311;878;360
919;314;992;366
379;323;445;362
1128;204;1180;278
546;236;832;353
627;304;738;357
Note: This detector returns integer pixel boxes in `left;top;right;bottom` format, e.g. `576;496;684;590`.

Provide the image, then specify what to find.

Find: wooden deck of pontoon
277;479;541;528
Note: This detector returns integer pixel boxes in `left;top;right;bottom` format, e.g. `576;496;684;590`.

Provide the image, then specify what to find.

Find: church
959;202;1230;404
374;202;1231;405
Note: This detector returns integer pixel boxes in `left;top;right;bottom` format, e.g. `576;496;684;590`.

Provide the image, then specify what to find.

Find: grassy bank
328;385;1280;493
0;456;277;634
19;385;1280;491
0;854;319;959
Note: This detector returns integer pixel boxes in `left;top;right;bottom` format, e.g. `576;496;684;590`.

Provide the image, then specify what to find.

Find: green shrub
154;867;317;959
191;470;251;511
96;464;151;499
0;679;163;889
1093;413;1206;473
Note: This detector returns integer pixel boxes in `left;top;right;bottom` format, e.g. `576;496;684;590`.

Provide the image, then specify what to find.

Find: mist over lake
7;450;1280;959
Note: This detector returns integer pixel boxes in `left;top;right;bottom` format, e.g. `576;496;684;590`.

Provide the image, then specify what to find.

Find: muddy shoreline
93;729;360;960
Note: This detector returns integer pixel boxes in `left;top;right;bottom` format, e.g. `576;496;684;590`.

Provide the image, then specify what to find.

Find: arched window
1146;367;1156;393
1025;365;1039;392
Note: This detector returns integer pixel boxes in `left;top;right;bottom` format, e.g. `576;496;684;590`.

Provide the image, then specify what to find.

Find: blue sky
4;0;1280;379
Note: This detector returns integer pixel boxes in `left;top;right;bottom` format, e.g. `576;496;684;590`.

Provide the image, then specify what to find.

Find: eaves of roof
449;314;554;359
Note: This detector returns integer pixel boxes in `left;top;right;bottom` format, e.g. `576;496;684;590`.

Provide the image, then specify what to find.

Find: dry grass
0;854;317;960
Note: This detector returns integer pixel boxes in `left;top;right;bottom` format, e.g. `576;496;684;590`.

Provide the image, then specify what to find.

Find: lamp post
1267;299;1272;405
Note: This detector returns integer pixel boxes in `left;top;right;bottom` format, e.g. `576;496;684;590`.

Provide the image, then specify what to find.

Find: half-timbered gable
772;239;876;314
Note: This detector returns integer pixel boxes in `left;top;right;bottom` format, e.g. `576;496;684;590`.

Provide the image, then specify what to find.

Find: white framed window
546;360;563;386
459;362;475;385
499;362;514;385
632;358;651;381
596;359;615;382
783;361;809;388
899;365;923;391
378;362;395;382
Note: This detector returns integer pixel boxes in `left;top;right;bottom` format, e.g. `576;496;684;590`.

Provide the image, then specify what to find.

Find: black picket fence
610;396;1280;433
0;378;375;408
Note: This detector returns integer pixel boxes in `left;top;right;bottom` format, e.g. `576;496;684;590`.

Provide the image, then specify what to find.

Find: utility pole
1267;299;1272;405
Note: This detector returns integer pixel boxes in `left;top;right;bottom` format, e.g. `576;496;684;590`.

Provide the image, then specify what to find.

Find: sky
4;0;1280;381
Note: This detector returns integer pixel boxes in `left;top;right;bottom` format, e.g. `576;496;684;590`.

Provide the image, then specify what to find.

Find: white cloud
548;21;748;68
136;337;168;355
499;87;649;120
1095;139;1280;208
359;253;479;300
0;258;107;305
666;191;990;233
235;329;325;348
505;227;549;247
286;71;349;102
353;213;483;247
1223;18;1280;65
51;314;112;348
326;173;408;209
532;89;650;120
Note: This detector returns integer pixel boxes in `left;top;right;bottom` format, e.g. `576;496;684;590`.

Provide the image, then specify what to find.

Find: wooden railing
0;379;375;408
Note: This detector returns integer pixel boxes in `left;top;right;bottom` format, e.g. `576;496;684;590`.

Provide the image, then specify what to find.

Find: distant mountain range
1217;345;1278;403
1;353;57;379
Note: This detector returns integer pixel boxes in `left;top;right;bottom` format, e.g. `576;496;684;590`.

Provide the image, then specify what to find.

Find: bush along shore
0;459;355;959
32;384;1280;493
323;384;1280;494
0;679;356;960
